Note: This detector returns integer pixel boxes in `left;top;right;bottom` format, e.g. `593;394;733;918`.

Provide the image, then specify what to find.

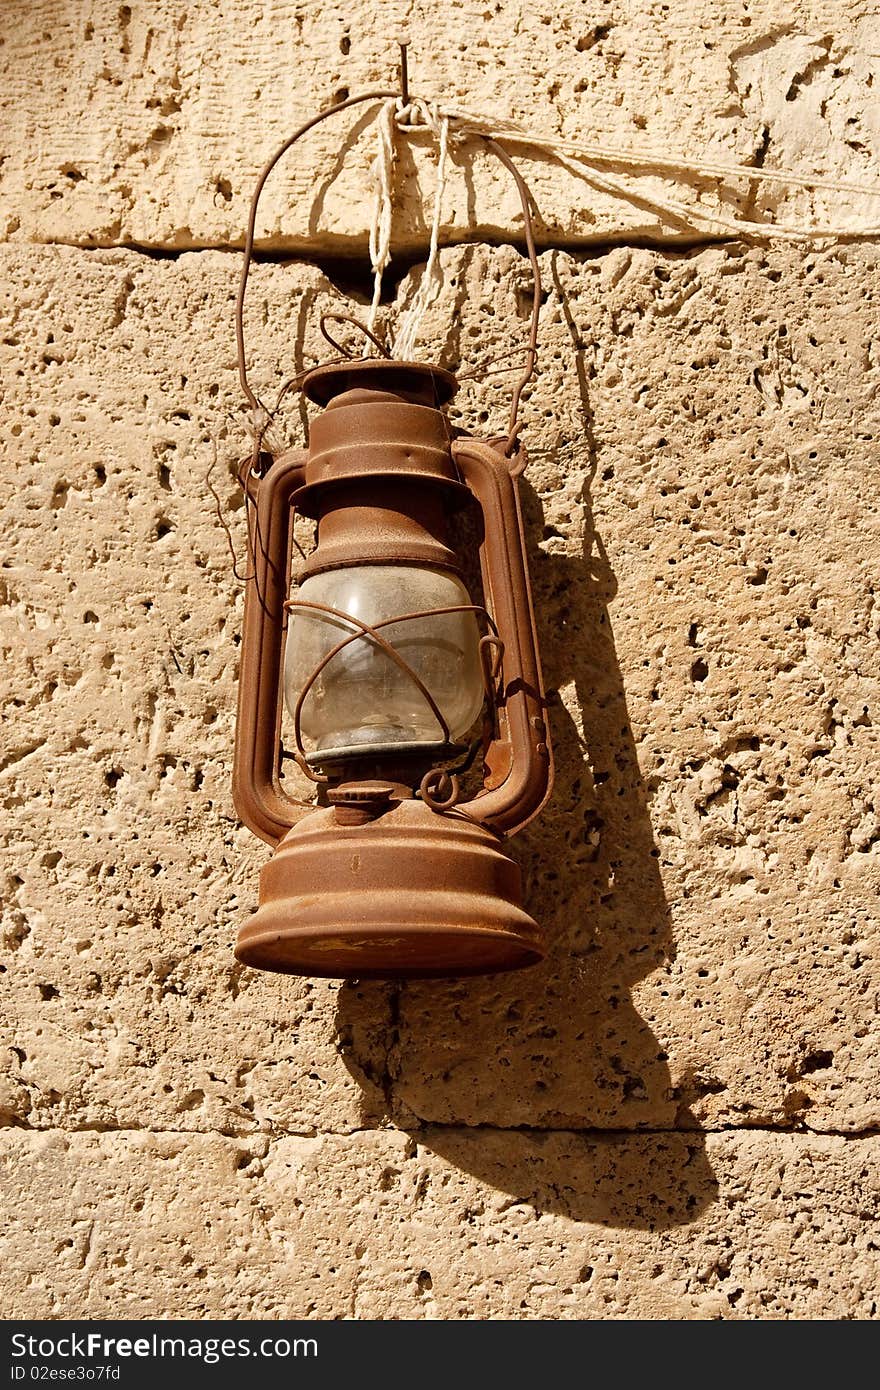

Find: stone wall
1;0;878;1319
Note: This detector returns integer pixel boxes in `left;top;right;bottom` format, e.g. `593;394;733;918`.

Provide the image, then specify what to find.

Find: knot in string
394;95;447;136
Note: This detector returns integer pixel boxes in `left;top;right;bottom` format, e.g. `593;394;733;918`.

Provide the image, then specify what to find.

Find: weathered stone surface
2;239;879;1153
1;1127;877;1318
359;240;880;1136
1;0;878;1330
2;226;880;1321
1;1;878;252
0;246;392;1137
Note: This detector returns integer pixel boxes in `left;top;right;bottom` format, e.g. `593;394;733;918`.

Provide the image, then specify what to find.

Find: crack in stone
13;231;751;262
4;1121;878;1140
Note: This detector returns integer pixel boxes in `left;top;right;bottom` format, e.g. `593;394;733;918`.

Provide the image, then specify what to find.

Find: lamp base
234;799;543;979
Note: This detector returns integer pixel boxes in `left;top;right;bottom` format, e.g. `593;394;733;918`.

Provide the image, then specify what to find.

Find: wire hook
234;72;544;458
399;43;409;105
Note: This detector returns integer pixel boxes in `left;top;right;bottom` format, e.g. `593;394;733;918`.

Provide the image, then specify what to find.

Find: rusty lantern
230;89;553;979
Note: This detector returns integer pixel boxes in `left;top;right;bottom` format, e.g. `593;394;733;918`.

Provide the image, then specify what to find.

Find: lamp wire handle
236;90;400;420
234;85;543;456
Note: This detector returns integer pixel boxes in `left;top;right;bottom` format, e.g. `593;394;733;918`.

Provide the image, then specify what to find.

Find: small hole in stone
800;1049;833;1074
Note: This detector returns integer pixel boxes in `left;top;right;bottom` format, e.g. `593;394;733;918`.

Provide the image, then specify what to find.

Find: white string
366;98;454;358
444;107;880;201
365;100;397;345
361;99;880;364
549;145;880;243
393;107;449;360
445;107;880;241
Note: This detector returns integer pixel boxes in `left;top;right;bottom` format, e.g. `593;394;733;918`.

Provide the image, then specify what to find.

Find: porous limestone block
359;240;880;1135
0;245;392;1137
1;239;878;1148
1;0;877;252
0;1127;877;1318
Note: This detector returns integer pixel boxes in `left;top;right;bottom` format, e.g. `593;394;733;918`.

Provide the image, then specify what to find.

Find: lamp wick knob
328;781;397;826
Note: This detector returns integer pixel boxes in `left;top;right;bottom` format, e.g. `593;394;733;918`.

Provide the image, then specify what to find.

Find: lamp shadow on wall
334;251;718;1231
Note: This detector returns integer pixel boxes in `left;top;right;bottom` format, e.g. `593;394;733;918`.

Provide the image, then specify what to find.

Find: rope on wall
391;105;450;361
447;109;880;202
225;80;880;583
361;95;880;356
366;100;398;343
